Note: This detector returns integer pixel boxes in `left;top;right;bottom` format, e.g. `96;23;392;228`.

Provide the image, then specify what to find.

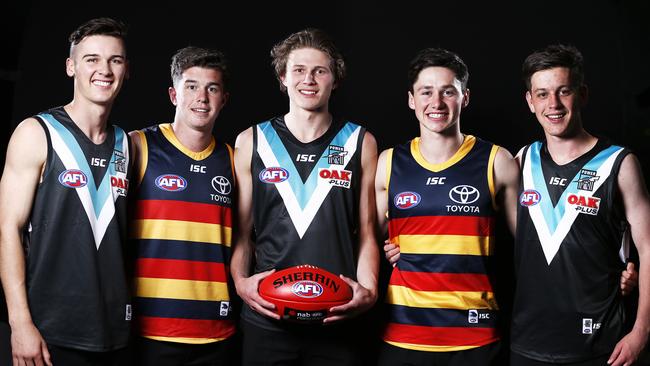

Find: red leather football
259;264;353;322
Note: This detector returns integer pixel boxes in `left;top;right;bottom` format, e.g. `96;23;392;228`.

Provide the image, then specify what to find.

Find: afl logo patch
291;281;323;298
520;189;541;206
394;191;421;209
58;169;88;188
155;174;187;192
448;185;480;204
259;167;289;183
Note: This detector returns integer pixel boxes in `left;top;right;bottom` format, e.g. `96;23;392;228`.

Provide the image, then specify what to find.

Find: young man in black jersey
231;28;379;365
510;44;650;366
0;18;131;365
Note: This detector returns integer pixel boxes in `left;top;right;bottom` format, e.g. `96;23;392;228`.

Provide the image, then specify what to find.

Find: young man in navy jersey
375;48;520;366
129;46;236;366
510;44;650;366
0;18;131;365
231;28;379;365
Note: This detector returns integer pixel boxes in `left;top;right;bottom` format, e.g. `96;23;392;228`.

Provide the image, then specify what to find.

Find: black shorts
241;320;361;366
377;341;501;366
510;352;610;366
135;336;234;366
48;344;131;366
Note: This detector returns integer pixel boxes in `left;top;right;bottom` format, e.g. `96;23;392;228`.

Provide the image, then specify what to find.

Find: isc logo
259;167;289;183
155;174;187;192
520;189;541;206
58;169;88;188
291;281;323;298
394;191;421;209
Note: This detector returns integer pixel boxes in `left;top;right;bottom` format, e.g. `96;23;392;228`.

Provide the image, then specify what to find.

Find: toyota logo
211;176;231;195
448;185;480;204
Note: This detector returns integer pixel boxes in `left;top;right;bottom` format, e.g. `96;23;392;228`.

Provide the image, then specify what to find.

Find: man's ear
525;91;535;113
462;88;470;108
408;91;415;110
168;86;178;106
66;58;75;77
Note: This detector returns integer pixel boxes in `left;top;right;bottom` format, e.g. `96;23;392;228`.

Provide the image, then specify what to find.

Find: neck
417;123;464;165
171;121;213;152
284;108;332;143
545;128;597;165
64;100;111;144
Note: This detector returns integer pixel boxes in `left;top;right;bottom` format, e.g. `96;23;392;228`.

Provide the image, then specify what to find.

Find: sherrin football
259;264;353;322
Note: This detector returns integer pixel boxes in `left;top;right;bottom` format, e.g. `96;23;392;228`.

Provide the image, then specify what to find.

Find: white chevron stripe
256;125;361;238
44;120;128;249
523;147;623;264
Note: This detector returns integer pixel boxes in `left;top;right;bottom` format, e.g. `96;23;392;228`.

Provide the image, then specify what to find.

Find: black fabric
511;139;630;363
136;337;234;366
26;106;131;351
377;341;501;366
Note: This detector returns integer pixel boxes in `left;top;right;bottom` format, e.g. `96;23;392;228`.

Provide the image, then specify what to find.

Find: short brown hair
68;17;128;54
270;28;345;92
170;46;229;91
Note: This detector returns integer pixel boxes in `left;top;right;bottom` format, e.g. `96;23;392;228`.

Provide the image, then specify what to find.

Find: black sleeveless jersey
244;116;365;329
511;139;630;362
27;107;131;351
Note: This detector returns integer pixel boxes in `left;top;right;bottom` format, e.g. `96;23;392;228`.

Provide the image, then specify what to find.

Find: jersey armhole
134;130;148;188
385;148;394;220
33;115;54;184
225;142;236;187
488;145;499;210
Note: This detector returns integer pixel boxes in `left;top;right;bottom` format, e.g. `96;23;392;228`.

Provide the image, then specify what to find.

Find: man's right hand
11;322;52;366
384;240;400;267
234;269;280;320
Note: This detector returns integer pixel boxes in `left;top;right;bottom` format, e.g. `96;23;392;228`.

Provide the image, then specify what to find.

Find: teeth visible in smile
427;113;446;118
93;80;111;86
547;114;565;119
300;90;316;95
193;108;208;112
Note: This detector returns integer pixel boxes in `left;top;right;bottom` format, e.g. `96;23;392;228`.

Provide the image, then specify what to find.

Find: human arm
608;154;650;366
375;149;400;266
229;128;279;320
326;132;380;322
0;119;52;366
493;146;519;236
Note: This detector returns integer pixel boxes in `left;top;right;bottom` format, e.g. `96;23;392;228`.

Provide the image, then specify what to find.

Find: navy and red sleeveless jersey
130;124;236;344
382;135;501;352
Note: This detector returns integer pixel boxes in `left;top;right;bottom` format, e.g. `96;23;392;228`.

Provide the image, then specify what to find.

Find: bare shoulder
618;153;647;191
6;118;47;166
234;127;254;149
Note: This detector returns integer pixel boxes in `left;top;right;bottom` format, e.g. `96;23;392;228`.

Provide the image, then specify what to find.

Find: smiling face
66;35;128;106
526;67;586;138
409;66;469;135
169;66;228;132
281;47;335;113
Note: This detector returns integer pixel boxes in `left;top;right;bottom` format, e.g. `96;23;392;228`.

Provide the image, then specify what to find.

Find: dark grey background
1;1;649;365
